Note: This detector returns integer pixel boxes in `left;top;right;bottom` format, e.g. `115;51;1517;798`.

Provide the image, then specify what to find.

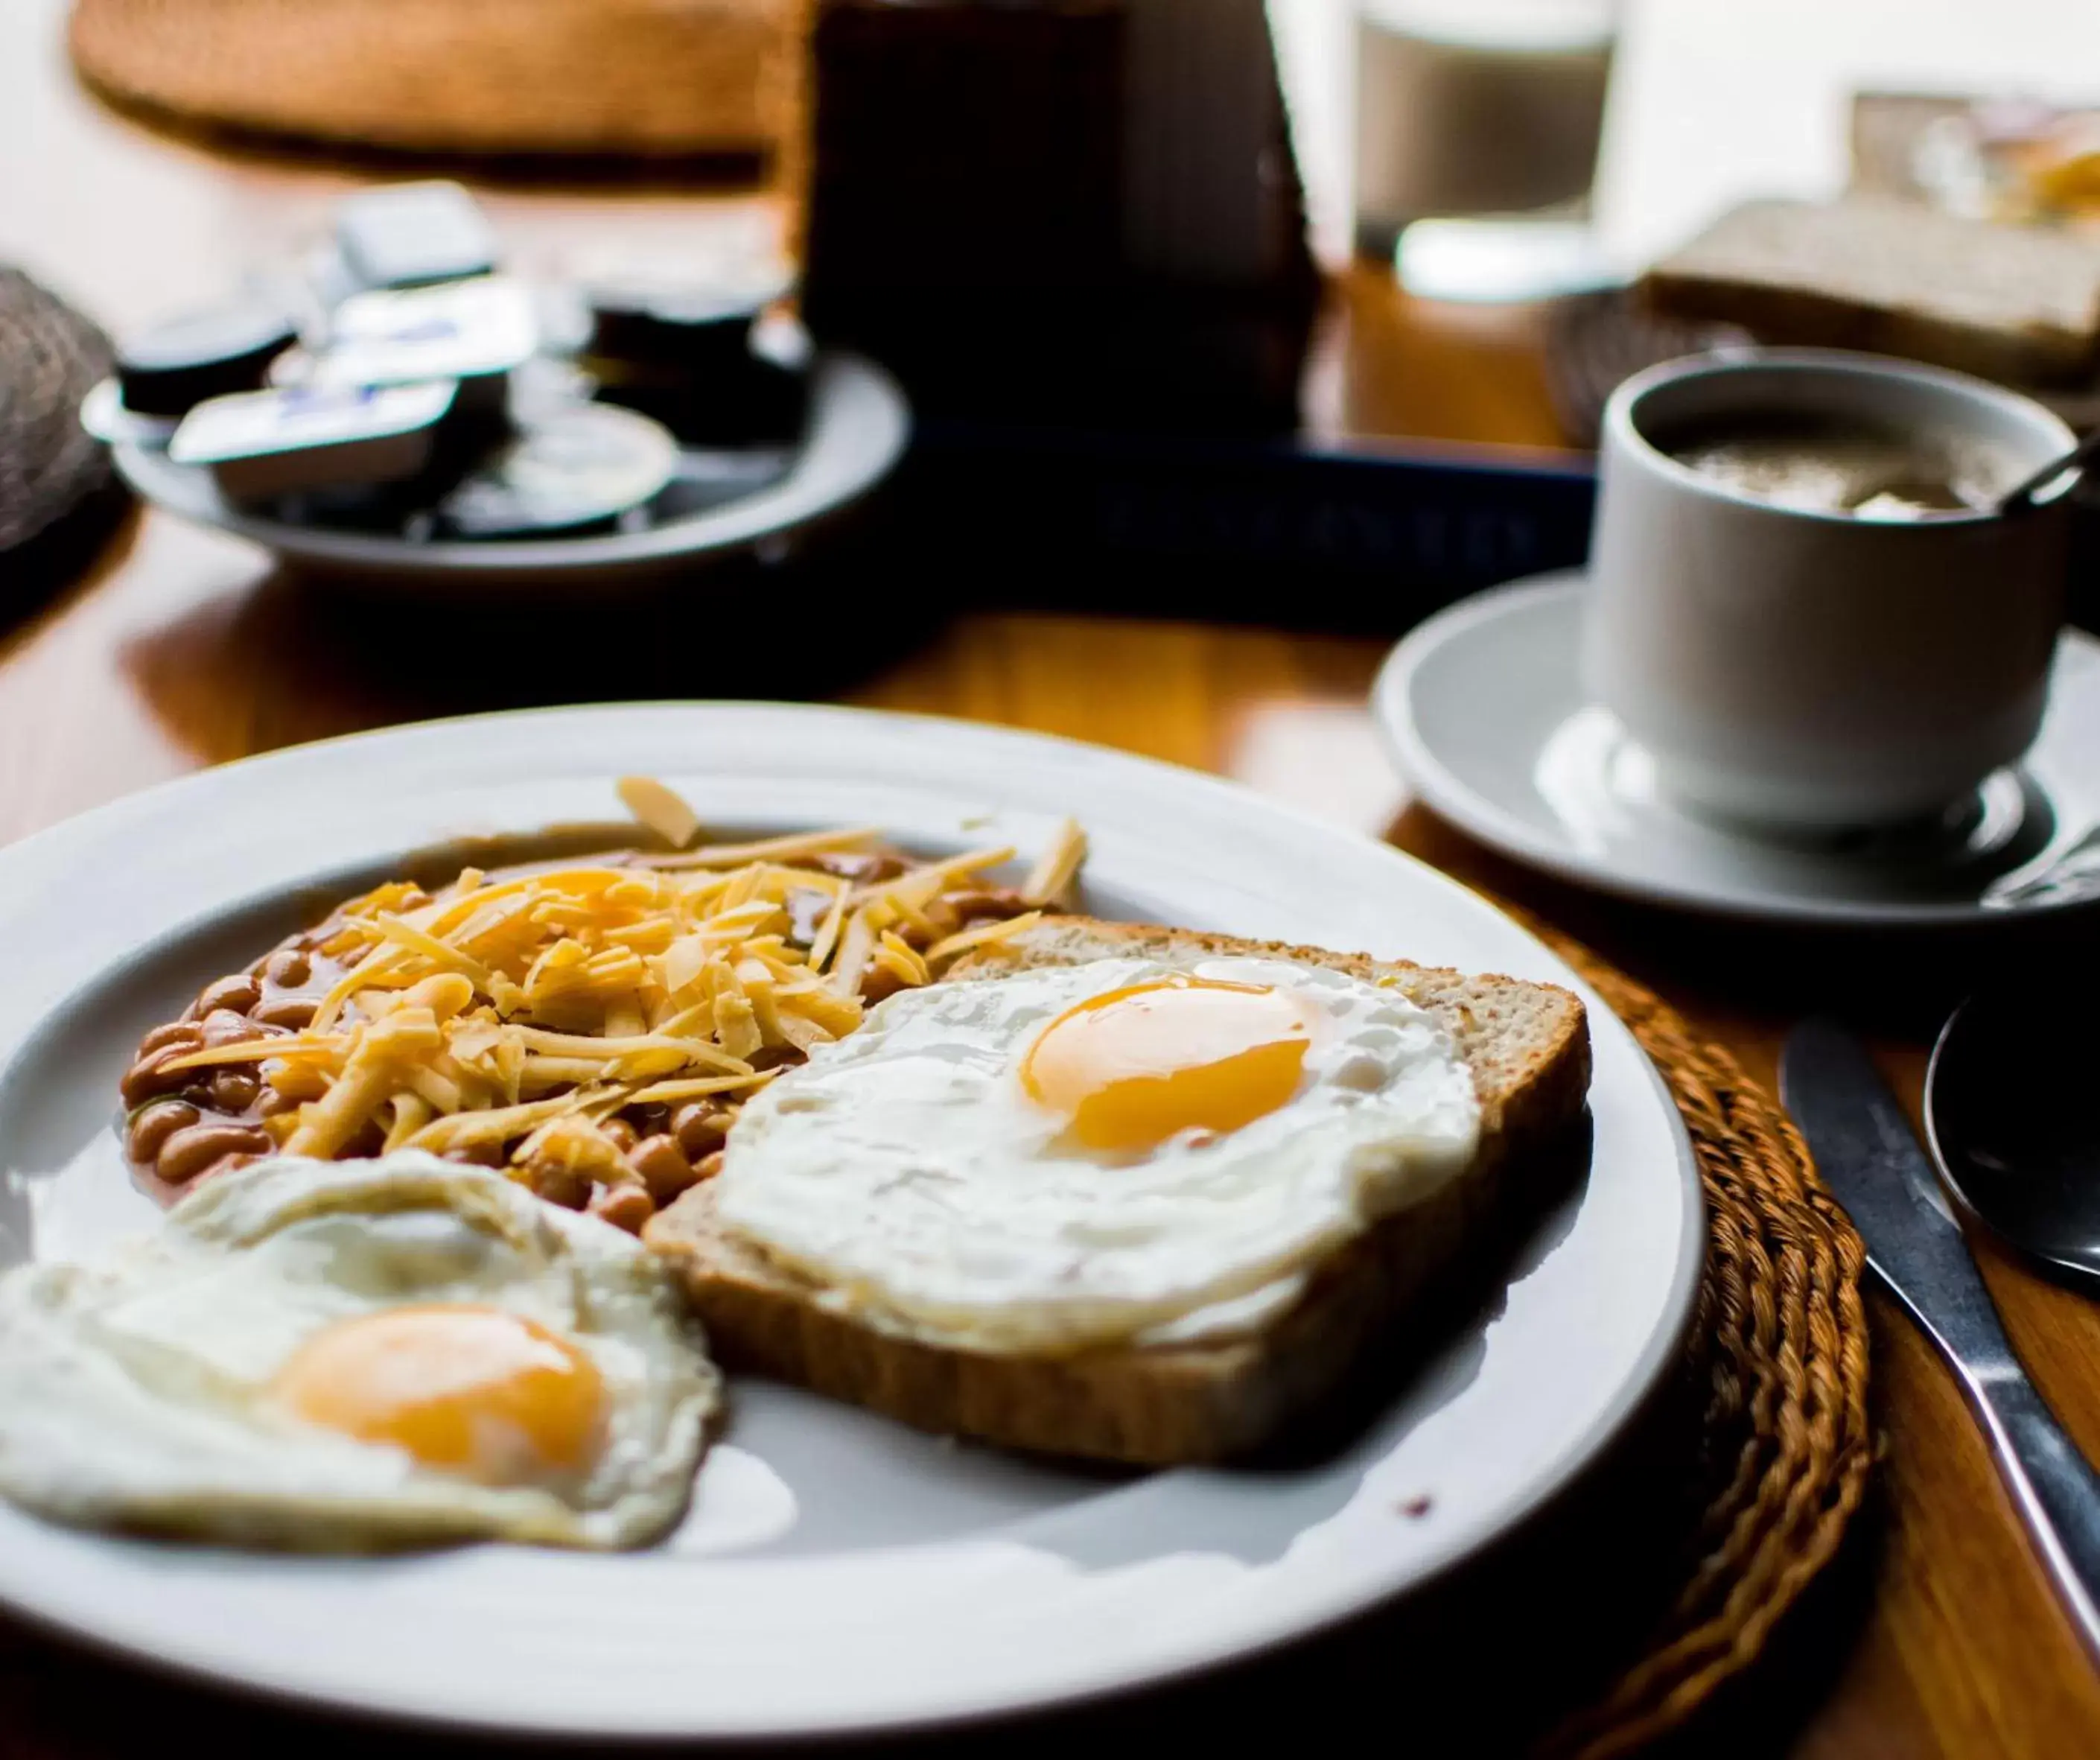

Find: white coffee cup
1580;349;2075;831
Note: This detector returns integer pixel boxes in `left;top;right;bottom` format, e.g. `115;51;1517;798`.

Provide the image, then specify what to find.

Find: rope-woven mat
1518;911;1875;1759
69;0;808;161
0;267;120;576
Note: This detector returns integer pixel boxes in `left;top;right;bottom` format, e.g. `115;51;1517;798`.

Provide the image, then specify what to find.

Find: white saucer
1374;573;2100;927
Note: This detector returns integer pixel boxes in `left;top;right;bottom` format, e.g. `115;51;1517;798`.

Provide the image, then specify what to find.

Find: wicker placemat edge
1512;909;1876;1759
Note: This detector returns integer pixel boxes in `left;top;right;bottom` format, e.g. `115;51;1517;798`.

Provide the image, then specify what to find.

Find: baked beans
119;921;347;1193
157;1121;272;1186
121;844;1043;1229
628;1134;696;1204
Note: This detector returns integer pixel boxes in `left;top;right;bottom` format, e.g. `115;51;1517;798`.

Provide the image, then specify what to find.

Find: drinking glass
1352;0;1619;301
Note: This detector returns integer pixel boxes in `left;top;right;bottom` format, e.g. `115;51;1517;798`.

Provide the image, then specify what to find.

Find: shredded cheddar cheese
160;785;1074;1218
615;776;703;849
1022;818;1087;907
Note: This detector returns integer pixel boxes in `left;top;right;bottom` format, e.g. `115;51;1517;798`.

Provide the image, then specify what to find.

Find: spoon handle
1969;1370;2100;1659
1996;424;2100;514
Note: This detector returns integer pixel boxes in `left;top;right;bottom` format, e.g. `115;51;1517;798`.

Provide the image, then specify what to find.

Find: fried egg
713;955;1480;1353
0;1154;717;1549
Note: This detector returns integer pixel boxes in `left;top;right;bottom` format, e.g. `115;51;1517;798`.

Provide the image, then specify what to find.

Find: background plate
0;704;1701;1738
109;354;908;587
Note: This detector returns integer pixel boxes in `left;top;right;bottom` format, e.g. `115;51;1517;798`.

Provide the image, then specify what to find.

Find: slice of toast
1640;195;2100;386
646;919;1591;1466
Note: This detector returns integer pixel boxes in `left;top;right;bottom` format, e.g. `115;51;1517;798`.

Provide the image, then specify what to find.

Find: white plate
1376;574;2100;927
0;704;1702;1738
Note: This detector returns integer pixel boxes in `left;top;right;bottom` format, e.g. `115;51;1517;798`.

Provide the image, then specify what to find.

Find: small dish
1375;574;2100;927
106;352;908;590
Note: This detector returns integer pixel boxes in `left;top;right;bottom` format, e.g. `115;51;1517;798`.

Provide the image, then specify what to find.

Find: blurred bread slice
1641;195;2100;385
71;0;807;159
647;918;1590;1466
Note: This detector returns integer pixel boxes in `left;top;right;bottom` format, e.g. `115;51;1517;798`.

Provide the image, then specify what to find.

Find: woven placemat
0;267;122;586
1515;912;1875;1758
70;0;809;161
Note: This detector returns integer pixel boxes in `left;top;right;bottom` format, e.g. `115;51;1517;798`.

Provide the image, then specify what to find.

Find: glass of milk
1352;0;1618;301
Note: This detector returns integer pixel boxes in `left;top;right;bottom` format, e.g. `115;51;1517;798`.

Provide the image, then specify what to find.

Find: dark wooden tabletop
4;1;2100;1755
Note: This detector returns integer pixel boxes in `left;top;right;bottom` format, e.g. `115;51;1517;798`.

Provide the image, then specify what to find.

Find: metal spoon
1997;427;2100;516
1926;976;2100;1289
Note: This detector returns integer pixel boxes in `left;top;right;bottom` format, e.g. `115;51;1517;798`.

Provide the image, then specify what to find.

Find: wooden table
7;4;2100;1756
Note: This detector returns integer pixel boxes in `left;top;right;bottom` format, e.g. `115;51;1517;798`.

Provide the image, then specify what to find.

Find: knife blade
1781;1020;1995;1359
1782;1020;2100;1663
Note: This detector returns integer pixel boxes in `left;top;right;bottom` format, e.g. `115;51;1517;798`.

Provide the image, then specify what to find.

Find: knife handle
1972;1370;2100;1660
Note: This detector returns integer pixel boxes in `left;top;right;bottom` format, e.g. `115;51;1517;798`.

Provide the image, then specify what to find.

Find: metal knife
1782;1020;2100;1662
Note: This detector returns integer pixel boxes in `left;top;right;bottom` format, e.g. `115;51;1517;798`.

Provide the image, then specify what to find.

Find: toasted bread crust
646;921;1590;1465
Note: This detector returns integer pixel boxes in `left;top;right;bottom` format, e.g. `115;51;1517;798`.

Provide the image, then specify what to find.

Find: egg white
714;956;1481;1353
0;1154;719;1550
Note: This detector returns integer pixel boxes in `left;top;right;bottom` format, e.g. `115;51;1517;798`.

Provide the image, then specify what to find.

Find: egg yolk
1019;978;1315;1151
272;1305;607;1488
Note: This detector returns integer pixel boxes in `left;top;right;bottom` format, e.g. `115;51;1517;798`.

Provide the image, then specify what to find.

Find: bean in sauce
197;975;261;1017
119;840;1049;1216
251;995;318;1032
531;1160;592;1210
809;851;906;885
126;1099;200;1165
590;1183;655;1234
120;1046;203;1109
207;1069;261;1113
200;1007;261;1046
136;1020;204;1059
158;1120;271;1185
264;948;311;988
671;1102;728;1160
940;886;1031;926
628;1134;695;1204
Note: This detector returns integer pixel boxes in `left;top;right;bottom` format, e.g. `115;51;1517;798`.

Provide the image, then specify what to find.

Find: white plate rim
0;702;1705;1738
1375;572;2100;929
